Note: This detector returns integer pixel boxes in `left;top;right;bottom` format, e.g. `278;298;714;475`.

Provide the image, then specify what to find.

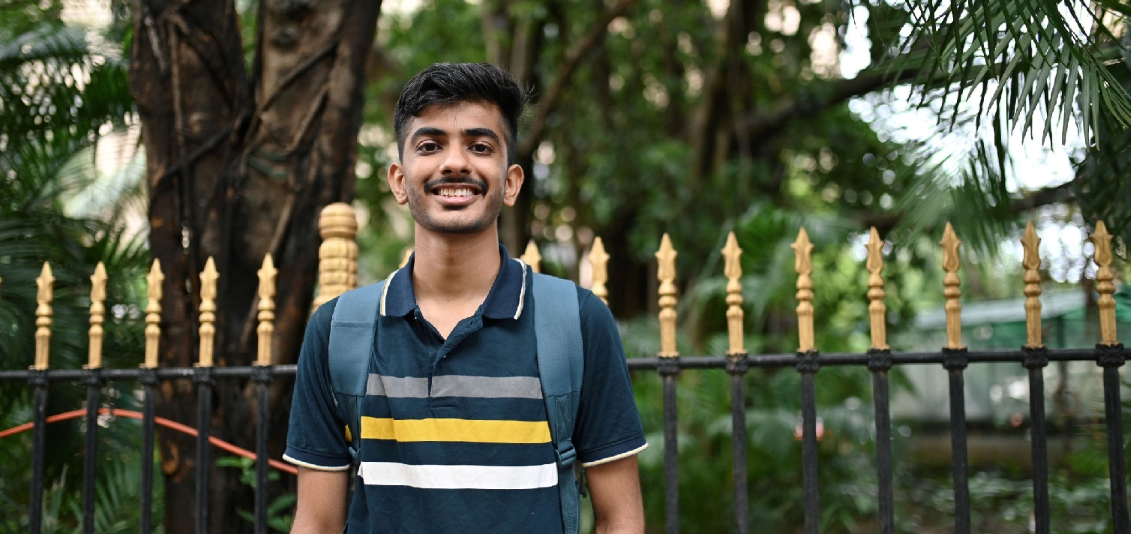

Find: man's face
388;101;524;237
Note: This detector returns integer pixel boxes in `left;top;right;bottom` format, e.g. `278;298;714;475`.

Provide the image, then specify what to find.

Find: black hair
393;63;527;164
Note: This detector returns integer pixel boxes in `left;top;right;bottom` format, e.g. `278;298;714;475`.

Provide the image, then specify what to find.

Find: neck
410;225;502;304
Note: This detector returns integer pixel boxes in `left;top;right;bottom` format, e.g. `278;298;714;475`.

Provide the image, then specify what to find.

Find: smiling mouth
438;187;476;198
425;177;487;198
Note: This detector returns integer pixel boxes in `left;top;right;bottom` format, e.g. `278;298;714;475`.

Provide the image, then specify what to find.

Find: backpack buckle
556;439;576;468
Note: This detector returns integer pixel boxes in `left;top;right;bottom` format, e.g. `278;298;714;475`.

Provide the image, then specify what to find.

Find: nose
440;147;470;175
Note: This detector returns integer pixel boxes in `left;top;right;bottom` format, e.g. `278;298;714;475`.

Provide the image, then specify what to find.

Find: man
285;63;647;533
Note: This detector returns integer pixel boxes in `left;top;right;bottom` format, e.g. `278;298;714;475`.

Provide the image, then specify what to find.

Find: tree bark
130;0;379;531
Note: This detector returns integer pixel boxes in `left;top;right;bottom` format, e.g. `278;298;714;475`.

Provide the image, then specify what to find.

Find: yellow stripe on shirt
360;417;551;444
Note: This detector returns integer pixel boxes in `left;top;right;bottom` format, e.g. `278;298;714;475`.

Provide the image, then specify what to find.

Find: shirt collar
380;244;527;320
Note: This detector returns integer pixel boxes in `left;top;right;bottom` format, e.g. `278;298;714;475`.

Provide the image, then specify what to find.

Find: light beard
407;176;503;235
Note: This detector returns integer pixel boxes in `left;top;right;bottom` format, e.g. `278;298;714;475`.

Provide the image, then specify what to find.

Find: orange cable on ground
0;408;297;475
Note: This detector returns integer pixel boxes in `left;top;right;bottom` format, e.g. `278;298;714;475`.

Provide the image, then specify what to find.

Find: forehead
408;101;507;139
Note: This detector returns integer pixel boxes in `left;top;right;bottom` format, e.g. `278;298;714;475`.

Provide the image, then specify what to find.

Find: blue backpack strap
328;278;387;461
532;272;584;534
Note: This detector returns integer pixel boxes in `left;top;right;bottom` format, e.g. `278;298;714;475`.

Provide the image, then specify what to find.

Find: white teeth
439;188;474;197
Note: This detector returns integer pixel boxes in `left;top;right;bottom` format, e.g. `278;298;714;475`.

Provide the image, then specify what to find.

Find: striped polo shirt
285;246;647;533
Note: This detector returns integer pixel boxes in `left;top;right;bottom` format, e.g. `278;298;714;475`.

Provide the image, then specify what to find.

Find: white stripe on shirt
357;461;558;490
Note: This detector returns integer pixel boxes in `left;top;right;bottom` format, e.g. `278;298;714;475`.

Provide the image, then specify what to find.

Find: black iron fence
1;347;1127;534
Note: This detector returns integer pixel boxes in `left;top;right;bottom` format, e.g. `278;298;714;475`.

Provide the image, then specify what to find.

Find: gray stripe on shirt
366;374;542;399
366;375;429;398
431;375;543;399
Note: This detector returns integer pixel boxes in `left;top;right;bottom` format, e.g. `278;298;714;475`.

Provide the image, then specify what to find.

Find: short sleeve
283;299;352;471
572;289;648;466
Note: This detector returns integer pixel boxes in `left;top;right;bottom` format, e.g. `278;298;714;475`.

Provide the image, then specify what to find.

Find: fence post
140;260;164;534
865;228;894;534
254;255;277;534
1091;221;1129;534
82;263;107;534
589;238;610;306
195;257;218;534
792;228;821;534
655;234;680;534
29;262;53;534
522;240;542;273
313;203;359;310
939;223;971;534
722;232;748;534
1020;222;1051;534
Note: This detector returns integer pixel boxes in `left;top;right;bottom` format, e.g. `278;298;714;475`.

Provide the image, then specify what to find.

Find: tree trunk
130;0;380;531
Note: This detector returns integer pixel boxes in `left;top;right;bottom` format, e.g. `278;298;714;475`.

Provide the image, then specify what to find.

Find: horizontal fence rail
1;204;1127;534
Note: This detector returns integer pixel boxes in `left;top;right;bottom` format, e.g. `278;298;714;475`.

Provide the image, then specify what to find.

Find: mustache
423;176;488;193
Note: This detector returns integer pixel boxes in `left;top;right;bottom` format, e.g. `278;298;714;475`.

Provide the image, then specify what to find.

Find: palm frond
885;0;1131;143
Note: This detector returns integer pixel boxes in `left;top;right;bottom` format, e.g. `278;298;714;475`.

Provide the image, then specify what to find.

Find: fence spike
313;203;359;310
144;260;163;368
522;240;542;273
88;262;107;369
792;228;815;353
723;232;745;355
400;248;413;268
940;223;965;350
1091;221;1119;345
589;237;610;305
656;234;679;357
198;257;219;367
1022;222;1044;348
866;228;889;351
33;262;54;370
257;255;277;366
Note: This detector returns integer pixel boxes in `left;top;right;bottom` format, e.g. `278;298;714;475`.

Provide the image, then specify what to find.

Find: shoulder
310;297;338;326
528;271;600;308
573;286;614;330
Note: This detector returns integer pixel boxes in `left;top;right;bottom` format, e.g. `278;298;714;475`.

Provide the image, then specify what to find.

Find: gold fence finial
940;222;964;350
656;234;679;357
400;248;413;269
1092;221;1118;345
590;237;610;305
792;228;815;352
198;257;219;367
257;255;277;366
522;240;542;273
88;262;107;369
723;232;745;355
1022;221;1044;348
866;228;889;350
314;203;359;309
33;262;54;370
144;260;163;368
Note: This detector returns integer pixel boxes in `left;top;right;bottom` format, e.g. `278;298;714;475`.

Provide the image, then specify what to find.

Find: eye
417;141;441;154
469;143;493;155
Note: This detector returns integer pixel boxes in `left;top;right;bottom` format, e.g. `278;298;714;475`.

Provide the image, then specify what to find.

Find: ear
388;162;408;205
502;163;524;207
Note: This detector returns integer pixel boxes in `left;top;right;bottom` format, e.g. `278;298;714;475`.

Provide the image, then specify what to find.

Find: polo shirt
284;246;647;533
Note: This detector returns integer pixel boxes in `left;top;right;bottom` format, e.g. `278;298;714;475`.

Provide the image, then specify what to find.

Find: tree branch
517;0;639;160
740;65;929;141
860;180;1077;234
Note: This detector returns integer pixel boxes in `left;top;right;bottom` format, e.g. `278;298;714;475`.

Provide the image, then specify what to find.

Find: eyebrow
463;127;502;144
409;126;446;145
408;126;503;145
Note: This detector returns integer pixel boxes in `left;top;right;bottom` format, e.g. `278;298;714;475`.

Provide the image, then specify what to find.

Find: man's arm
587;456;645;534
290;467;349;533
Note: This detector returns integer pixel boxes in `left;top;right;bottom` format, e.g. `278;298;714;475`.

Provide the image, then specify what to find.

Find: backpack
326;268;584;534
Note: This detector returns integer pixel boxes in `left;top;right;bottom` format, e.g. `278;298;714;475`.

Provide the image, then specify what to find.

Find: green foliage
0;2;149;530
0;404;165;532
874;0;1131;252
217;456;296;533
